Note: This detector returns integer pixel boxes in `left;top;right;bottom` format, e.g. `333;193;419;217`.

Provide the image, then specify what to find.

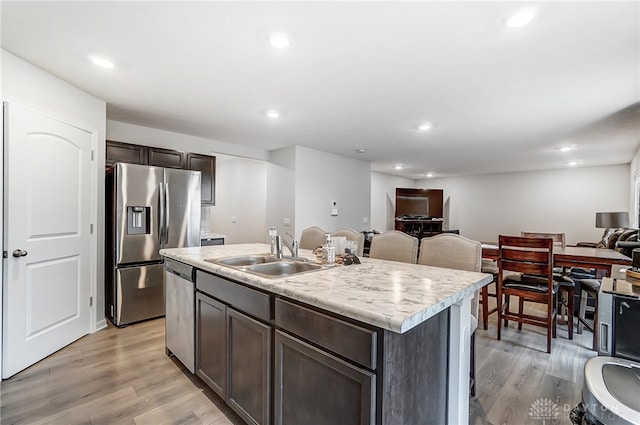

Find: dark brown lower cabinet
196;288;271;425
274;330;375;425
227;309;271;425
196;292;226;398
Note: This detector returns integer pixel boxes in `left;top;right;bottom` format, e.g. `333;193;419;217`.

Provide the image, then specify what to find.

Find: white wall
266;146;371;241
266;147;296;241
370;172;416;232
294;146;371;237
416;164;630;245
1;50;107;335
206;158;267;243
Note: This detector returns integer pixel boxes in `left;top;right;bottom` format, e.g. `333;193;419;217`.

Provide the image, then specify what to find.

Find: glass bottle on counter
322;234;335;266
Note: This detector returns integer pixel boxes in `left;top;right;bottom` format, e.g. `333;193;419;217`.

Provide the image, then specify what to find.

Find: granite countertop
160;243;492;334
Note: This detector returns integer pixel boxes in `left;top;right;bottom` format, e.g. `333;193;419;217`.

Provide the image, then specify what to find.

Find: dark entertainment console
394;188;444;238
395;216;444;238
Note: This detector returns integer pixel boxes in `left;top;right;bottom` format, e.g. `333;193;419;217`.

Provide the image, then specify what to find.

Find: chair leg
592;294;598;351
497;288;502;341
552;294;557;339
517;297;524;331
470;331;476;397
503;295;510;328
577;289;587;334
559;289;568;323
481;286;489;330
547;297;553;353
567;287;574;340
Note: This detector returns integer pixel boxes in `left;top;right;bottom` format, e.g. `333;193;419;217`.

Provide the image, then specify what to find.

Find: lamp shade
595;212;629;229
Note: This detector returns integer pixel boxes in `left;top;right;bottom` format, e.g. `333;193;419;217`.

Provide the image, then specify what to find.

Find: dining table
481;243;632;275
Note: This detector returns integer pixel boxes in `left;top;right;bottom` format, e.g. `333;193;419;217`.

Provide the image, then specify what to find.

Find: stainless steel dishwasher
165;258;195;373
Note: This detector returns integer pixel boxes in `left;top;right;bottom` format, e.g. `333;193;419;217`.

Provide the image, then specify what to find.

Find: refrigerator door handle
164;182;170;245
158;182;165;245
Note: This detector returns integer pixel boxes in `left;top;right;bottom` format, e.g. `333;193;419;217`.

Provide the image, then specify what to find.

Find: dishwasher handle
164;259;194;282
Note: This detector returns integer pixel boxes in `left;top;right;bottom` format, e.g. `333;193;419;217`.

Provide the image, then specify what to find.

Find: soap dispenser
322;234;335;266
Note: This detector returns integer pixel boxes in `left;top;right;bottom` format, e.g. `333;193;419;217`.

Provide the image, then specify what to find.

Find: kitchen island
160;243;492;425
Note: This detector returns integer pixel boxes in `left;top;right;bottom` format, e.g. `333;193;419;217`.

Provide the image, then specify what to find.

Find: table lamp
595;211;629;240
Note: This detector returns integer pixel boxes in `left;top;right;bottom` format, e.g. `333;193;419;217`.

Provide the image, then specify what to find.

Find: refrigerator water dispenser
127;206;150;234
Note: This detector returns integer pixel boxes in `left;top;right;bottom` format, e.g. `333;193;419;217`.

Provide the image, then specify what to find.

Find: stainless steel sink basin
245;261;323;277
207;254;278;267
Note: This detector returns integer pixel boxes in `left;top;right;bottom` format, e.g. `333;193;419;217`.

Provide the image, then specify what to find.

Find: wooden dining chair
369;230;419;263
479;259;499;330
497;235;557;353
418;233;482;396
299;226;328;250
520;231;574;340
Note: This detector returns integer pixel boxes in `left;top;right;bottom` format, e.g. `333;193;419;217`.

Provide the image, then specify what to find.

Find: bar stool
577;278;600;351
480;259;499;330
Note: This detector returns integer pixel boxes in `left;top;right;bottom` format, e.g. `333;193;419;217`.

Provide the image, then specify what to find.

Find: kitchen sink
207;254;278;267
208;254;325;278
245;261;323;277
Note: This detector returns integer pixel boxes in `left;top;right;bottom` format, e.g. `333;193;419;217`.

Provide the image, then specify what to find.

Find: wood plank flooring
1;309;595;424
0;319;244;425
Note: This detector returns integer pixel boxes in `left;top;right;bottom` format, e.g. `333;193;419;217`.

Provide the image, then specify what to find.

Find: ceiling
2;1;639;179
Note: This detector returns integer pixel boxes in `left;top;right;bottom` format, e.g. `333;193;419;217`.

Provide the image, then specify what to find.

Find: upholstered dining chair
418;233;482;396
520;231;574;340
368;230;419;264
497;235;557;354
330;228;365;257
299;226;328;250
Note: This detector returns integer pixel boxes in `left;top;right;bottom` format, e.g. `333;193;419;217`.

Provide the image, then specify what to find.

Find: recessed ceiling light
356;148;367;154
556;144;577;153
269;33;290;49
265;110;281;119
426;172;434;178
504;8;536;28
567;161;578;167
418;122;433;131
89;55;114;69
394;165;403;170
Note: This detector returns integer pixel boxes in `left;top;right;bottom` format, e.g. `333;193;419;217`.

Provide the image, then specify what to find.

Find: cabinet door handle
12;249;28;258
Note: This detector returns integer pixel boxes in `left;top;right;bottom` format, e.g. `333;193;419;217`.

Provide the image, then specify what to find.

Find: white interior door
3;102;92;378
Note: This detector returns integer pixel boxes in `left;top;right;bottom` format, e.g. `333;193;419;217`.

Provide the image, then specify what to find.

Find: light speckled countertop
160;243;492;334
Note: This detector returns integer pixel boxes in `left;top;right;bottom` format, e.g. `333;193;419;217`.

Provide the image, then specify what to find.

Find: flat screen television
395;188;443;219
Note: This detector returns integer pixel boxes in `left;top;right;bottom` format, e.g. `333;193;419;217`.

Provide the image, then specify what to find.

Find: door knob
12;249;27;258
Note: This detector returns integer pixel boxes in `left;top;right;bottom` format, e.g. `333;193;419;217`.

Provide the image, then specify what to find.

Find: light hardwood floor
1;309;595;425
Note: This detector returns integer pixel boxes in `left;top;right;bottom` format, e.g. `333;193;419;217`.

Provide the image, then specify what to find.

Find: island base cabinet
274;330;375;425
227;309;271;425
196;291;271;425
196;292;226;398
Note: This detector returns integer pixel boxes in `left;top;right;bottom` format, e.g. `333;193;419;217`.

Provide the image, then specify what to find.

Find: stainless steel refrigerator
106;162;201;326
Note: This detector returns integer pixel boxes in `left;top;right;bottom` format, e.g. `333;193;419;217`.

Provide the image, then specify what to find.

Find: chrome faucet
276;233;306;261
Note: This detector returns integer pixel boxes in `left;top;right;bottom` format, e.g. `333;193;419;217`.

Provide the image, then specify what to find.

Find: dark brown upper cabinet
187;153;216;205
106;140;215;205
106;140;148;165
148;147;186;169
